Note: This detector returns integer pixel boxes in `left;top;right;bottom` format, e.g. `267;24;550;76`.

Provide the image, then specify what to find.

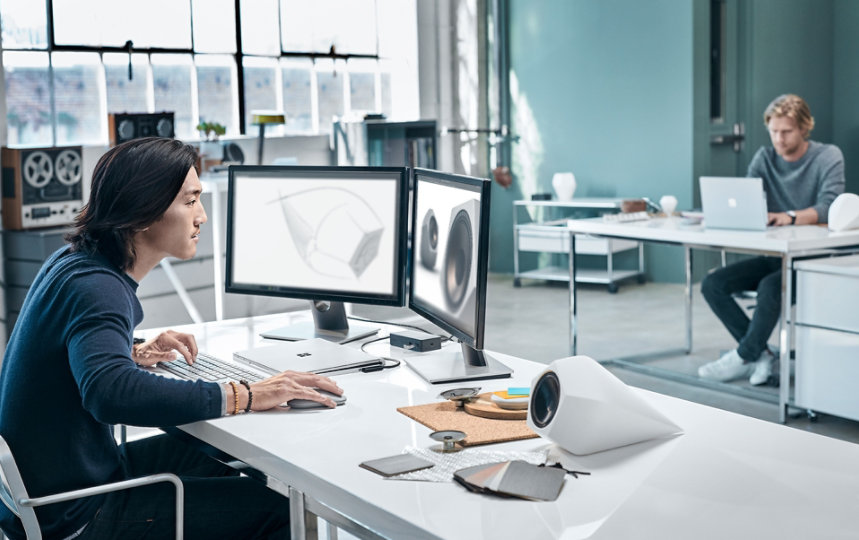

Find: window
1;1;418;146
104;53;151;114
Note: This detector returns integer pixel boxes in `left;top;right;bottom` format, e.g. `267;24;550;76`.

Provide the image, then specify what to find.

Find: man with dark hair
698;94;845;385
0;138;340;539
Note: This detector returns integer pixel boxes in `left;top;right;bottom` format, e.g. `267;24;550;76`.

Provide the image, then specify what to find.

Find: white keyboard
602;211;650;223
159;352;265;383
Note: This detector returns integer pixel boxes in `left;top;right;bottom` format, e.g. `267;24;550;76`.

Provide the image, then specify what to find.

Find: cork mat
397;400;538;447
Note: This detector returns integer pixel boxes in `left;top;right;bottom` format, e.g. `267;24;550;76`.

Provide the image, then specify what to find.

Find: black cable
359;335;401;372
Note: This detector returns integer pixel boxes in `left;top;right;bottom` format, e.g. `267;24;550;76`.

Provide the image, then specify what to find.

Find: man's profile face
767;115;807;162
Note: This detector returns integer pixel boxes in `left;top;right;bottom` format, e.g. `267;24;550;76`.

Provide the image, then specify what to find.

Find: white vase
552;172;576;201
659;195;678;215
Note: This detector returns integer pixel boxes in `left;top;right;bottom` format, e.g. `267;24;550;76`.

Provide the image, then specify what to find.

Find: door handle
710;122;745;152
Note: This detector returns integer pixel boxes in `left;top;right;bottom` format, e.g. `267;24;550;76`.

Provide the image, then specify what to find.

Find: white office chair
0;434;184;540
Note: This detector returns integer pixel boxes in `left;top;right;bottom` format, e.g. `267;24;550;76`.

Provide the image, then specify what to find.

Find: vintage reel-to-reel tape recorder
1;146;85;230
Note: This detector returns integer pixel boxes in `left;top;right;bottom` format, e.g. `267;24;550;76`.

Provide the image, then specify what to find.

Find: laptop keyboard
159;352;265;383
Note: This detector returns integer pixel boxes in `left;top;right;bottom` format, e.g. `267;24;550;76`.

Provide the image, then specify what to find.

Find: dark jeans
78;434;290;540
700;256;782;363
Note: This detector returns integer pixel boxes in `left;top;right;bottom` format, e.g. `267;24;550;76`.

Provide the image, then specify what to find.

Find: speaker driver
443;209;473;309
22;151;54;188
419;209;438;270
530;371;561;429
54;149;83;186
117;118;136;141
156;117;174;137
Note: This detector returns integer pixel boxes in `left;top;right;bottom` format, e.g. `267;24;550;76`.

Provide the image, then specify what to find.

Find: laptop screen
699;176;768;231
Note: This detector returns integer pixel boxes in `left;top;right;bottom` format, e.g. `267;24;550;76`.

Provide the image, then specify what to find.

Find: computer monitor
407;168;512;383
225;165;409;343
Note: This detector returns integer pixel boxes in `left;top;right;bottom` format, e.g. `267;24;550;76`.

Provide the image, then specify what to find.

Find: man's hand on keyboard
132;330;199;367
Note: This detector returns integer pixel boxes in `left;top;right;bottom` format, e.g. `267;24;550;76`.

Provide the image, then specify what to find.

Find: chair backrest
0;434;42;539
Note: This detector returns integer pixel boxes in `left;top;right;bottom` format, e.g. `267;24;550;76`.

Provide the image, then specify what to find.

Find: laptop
155;338;383;383
699;176;768;231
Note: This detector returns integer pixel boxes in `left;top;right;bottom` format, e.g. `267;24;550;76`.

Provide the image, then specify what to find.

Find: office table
565;216;859;422
145;314;859;539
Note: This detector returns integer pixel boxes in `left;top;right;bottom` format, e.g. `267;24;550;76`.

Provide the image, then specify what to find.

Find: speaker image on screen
442;198;479;314
277;187;384;279
527;356;682;455
108;112;175;146
1;146;85;230
419;209;438;270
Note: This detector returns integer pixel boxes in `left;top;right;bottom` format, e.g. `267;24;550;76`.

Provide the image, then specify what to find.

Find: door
706;0;749;181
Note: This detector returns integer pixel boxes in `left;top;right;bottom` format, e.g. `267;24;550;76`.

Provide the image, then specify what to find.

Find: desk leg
289;486;318;540
568;232;578;356
778;255;792;423
684;246;693;353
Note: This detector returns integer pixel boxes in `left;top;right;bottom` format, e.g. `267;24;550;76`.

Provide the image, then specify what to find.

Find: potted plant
196;121;226;160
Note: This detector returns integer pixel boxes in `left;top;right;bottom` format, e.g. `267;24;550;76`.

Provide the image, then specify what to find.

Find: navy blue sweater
0;247;222;539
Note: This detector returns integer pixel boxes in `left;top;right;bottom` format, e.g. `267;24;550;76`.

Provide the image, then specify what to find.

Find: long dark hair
66;137;199;271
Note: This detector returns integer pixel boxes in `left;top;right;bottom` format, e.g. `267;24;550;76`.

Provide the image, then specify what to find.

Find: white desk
565;216;859;422
147;314;859;539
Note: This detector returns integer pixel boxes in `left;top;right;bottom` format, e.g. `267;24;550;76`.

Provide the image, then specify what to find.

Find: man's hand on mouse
132;330;198;367
246;371;343;411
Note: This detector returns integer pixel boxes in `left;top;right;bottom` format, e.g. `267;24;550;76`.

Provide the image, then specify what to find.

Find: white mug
659;195;678;215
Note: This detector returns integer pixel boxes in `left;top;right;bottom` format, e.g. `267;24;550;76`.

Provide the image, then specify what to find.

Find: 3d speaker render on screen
225;165;409;343
407;168;512;383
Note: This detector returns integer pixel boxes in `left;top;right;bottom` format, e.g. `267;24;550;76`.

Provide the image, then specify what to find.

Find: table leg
778;255;792;423
568;231;578;356
684;246;693;353
289;486;319;540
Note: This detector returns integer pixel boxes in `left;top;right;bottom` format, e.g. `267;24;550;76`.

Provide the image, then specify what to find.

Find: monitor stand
260;300;378;344
406;342;513;384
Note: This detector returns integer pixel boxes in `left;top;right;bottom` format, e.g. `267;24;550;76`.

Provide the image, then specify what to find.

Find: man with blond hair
698;94;844;386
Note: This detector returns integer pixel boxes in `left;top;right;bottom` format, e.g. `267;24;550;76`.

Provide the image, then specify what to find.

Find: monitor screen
226;165;409;342
407;168;511;383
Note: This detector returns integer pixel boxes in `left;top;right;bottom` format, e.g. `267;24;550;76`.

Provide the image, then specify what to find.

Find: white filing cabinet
513;199;644;293
794;254;859;421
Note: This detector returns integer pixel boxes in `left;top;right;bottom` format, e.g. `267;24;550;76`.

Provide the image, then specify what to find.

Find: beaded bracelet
239;380;253;413
228;381;240;415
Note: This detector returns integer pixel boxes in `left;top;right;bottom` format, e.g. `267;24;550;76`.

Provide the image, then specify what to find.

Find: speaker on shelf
108;112;175;146
527;356;682;455
441;198;479;316
1;146;85;230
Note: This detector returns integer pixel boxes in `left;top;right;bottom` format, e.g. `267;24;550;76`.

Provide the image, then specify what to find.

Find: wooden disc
463;392;527;420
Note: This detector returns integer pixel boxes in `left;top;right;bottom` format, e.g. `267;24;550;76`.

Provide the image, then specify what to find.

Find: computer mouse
286;389;347;409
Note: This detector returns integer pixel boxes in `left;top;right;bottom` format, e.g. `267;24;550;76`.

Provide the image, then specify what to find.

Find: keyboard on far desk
602;211;650;223
159;352;265;383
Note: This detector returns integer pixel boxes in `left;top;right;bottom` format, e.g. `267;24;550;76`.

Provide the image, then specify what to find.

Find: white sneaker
698;349;753;382
749;350;774;386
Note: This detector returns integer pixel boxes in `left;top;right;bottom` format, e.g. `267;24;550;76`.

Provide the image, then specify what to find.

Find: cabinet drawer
796;270;859;333
795;325;859;421
518;226;569;253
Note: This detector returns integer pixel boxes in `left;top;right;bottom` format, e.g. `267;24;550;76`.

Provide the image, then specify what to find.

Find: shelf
513;198;645;293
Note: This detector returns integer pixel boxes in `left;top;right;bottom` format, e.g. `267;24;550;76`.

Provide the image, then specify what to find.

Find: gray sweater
746;140;845;222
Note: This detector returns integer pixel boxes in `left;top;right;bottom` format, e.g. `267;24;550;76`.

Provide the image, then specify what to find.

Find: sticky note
507;387;530;397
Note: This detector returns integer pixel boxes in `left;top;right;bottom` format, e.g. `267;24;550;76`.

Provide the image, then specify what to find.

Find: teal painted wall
740;0;834;163
833;0;859;195
497;0;695;282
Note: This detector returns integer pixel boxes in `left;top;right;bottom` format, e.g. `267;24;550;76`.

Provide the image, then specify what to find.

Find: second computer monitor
226;165;409;342
407;168;511;383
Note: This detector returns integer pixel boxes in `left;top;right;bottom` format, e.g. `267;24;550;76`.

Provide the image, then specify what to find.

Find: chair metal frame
0;435;184;540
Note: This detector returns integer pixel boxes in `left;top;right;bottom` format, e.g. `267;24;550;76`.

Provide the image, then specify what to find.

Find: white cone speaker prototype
442;198;479;315
527;356;682;455
420;209;438;270
828;193;859;232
